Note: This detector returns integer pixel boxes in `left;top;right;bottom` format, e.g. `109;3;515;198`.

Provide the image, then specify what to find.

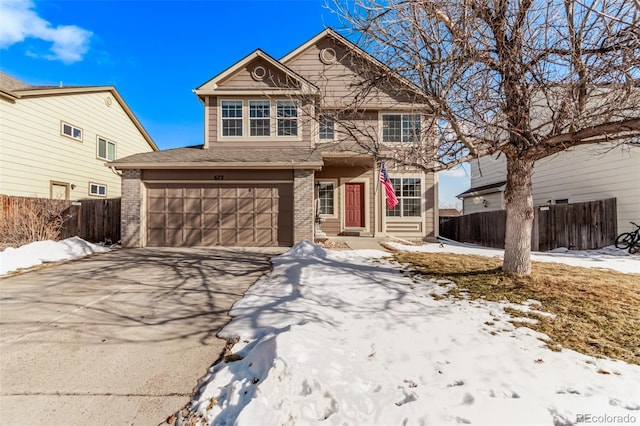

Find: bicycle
615;221;640;254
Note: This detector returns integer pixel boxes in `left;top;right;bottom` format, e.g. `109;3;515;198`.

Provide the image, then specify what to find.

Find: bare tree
321;0;640;275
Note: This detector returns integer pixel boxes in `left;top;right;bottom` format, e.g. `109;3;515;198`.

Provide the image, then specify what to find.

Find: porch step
340;230;372;237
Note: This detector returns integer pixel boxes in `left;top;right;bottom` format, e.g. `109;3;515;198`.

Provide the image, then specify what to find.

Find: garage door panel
219;199;236;213
166;188;183;198
184;198;201;211
183;229;202;246
184;188;201;198
148;197;165;212
203;199;219;213
256;213;274;227
237;213;254;228
184;213;201;228
166;213;183;228
167;198;182;212
220;229;237;245
237;198;254;212
203;214;219;228
148;213;166;228
165;230;183;245
147;182;292;247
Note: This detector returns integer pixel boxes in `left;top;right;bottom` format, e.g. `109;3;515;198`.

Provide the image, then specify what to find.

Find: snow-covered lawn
0;237;111;276
186;242;640;425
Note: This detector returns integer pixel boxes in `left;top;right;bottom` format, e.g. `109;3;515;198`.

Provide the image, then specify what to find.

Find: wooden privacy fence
439;198;617;251
0;195;121;245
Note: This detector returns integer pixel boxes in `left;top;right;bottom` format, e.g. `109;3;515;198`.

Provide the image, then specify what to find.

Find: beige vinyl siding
216;58;297;90
467;143;639;234
0;92;154;198
284;38;415;108
205;96;313;148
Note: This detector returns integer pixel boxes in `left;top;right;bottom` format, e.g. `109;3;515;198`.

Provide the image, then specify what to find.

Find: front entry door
345;182;365;228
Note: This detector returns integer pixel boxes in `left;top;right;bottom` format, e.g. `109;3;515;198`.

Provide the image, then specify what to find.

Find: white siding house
0;73;157;199
458;142;640;234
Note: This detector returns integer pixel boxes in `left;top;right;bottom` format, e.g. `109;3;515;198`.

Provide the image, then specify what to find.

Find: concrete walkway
0;247;284;426
327;236;393;251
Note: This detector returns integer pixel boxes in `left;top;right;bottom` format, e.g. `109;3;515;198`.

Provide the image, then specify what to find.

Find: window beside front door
317;182;335;216
386;178;421;217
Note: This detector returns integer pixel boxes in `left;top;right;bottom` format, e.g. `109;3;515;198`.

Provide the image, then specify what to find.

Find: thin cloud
0;0;92;64
440;167;469;178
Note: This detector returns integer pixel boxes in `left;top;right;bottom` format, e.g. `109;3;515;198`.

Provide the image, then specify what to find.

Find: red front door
345;182;365;227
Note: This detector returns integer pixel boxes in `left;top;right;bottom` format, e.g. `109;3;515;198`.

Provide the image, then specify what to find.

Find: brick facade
121;169;142;247
293;169;314;242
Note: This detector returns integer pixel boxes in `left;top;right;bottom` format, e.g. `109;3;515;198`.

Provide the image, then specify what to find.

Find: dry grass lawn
393;251;640;365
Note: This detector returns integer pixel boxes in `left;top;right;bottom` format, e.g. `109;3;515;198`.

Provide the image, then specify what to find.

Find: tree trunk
502;155;535;275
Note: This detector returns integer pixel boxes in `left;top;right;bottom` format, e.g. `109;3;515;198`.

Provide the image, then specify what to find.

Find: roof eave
108;161;324;171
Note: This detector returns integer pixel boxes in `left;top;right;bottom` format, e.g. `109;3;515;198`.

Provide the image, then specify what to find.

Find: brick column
293;169;314;243
121;169;142;247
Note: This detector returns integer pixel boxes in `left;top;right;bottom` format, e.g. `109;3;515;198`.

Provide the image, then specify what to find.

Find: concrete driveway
0;247;285;425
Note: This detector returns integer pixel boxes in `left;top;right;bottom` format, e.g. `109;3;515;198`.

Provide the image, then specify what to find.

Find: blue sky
0;0;468;207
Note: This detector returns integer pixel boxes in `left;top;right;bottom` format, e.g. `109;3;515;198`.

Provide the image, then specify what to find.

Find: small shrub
0;196;72;248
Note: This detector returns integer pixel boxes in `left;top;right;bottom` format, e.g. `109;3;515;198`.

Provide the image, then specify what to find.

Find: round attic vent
251;65;267;81
320;47;337;64
105;96;112;107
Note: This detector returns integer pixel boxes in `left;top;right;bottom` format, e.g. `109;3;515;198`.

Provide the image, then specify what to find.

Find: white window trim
315;179;338;218
379;112;423;144
89;182;107;197
217;98;302;141
386;176;423;218
61;121;83;141
97;137;117;161
220;99;244;138
318;114;335;142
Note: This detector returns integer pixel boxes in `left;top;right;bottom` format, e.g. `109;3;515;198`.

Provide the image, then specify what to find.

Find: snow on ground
0;237;111;276
387;239;640;274
188;242;640;426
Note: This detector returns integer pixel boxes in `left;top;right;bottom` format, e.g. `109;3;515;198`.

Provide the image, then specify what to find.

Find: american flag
379;161;399;210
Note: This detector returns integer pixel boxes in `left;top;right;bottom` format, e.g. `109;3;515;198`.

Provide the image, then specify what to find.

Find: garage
146;182;293;247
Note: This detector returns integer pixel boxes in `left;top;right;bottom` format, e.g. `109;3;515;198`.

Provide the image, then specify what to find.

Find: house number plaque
213;175;224;180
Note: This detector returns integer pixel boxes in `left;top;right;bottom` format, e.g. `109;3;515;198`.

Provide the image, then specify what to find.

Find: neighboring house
110;28;439;248
0;72;157;200
439;208;462;218
457;142;640;233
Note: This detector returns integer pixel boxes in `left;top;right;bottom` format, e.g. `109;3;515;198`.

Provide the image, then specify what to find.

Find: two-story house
0;72;158;200
110;28;439;247
458;142;640;234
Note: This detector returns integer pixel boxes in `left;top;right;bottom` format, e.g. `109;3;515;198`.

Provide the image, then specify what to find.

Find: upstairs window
97;137;116;161
61;121;83;141
382;114;421;143
277;100;298;136
249;100;271;136
221;100;243;136
386;177;421;217
319;115;334;140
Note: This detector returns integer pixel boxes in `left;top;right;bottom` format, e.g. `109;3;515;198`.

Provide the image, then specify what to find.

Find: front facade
112;29;438;247
458;143;640;234
0;73;157;200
